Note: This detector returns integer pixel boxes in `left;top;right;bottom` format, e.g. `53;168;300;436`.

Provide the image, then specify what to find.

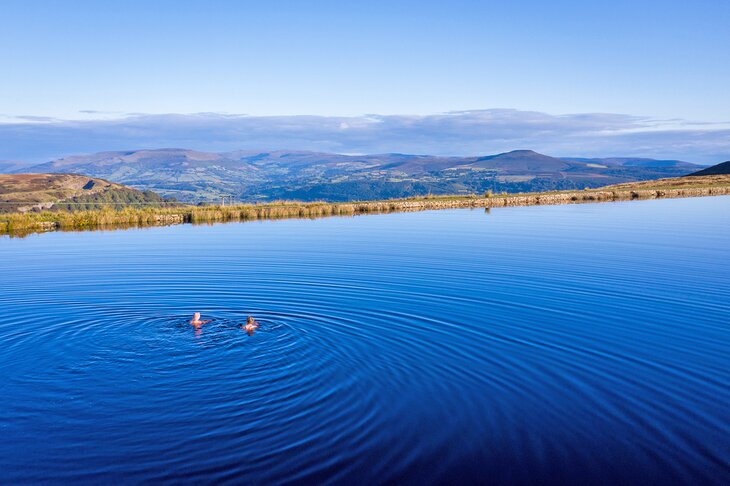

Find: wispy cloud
1;109;728;163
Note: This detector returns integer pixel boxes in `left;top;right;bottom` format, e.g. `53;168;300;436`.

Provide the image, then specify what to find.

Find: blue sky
1;0;729;162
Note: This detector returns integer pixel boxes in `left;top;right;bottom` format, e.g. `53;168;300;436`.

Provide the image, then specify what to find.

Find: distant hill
26;149;261;202
0;173;172;212
0;160;35;173
20;148;702;202
561;157;699;169
686;161;730;176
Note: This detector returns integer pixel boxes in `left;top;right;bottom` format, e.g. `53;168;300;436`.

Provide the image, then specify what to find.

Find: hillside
0;160;35;173
27;149;261;202
562;157;698;169
686;161;730;177
0;174;172;212
602;174;730;190
20;148;702;203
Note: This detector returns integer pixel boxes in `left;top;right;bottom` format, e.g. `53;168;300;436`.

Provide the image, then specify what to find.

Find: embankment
2;184;729;237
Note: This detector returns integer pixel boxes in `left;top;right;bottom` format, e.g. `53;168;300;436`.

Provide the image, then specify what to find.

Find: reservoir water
1;197;729;484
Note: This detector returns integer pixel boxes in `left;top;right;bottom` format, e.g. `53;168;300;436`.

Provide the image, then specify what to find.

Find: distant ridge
561;157;699;169
0;160;35;173
686;161;730;176
476;150;571;171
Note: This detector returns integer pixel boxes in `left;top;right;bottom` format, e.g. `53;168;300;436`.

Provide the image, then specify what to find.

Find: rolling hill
562;157;698;169
686;161;730;176
0;160;36;173
27;149;262;202
18;148;703;202
603;173;730;190
0;173;172;212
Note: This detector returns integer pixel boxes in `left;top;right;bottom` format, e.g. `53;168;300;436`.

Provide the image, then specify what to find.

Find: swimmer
243;315;259;333
190;312;211;326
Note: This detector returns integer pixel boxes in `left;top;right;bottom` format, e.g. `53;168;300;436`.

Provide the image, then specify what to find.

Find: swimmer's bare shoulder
243;315;259;332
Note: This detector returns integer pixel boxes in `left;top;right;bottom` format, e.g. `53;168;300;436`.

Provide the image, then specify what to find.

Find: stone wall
356;186;730;212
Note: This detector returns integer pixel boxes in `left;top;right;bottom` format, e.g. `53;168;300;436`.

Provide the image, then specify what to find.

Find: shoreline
2;182;729;237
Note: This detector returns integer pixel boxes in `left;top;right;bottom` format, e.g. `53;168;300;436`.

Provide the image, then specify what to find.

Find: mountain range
14;149;702;202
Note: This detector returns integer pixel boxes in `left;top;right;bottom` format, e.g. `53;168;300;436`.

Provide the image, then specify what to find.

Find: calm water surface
2;197;729;484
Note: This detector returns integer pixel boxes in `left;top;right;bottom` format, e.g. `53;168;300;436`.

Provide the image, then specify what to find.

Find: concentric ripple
1;196;729;484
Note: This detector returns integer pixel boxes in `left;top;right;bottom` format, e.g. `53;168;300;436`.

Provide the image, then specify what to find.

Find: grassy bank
2;175;730;237
0;200;407;236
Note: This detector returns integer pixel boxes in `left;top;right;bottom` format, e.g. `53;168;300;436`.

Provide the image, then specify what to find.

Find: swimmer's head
247;316;255;324
193;312;201;321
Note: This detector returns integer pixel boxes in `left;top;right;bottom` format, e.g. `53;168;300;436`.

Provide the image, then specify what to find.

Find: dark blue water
1;197;729;484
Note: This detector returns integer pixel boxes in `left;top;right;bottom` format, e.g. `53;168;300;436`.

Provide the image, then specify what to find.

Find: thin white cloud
0;109;728;164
